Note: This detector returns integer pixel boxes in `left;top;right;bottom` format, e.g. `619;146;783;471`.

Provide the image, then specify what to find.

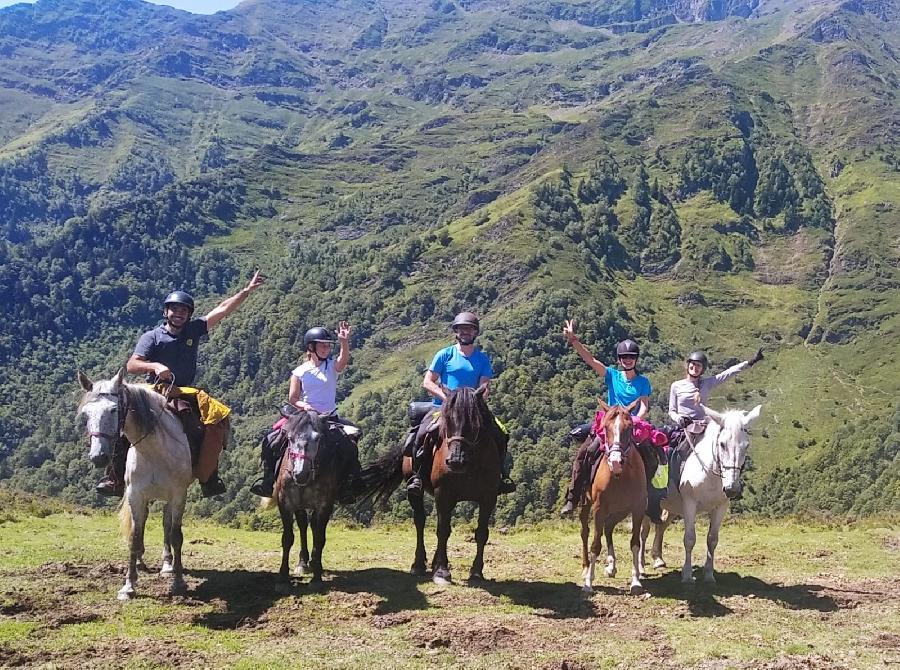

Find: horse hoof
629;583;643;596
410;564;427;577
160;563;174;576
605;567;617;578
653;558;666;569
702;574;717;585
433;572;452;586
169;581;187;596
275;581;293;595
681;576;695;585
117;589;135;601
582;584;593;594
310;574;323;585
294;563;309;576
468;572;484;583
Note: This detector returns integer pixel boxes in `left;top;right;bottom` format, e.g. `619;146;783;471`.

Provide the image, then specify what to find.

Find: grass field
0;493;897;669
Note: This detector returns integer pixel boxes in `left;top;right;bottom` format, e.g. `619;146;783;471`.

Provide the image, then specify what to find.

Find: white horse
640;404;762;584
77;369;194;600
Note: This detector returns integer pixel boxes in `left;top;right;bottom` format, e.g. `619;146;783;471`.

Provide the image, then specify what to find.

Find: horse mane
284;409;324;440
442;387;485;440
122;383;169;438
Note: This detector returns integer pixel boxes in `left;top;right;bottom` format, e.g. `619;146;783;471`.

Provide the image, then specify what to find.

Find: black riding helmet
163;290;194;314
303;326;334;351
686;351;709;369
451;311;480;333
615;339;640;357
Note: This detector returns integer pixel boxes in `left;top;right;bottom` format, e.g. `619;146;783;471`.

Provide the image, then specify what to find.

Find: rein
683;428;744;479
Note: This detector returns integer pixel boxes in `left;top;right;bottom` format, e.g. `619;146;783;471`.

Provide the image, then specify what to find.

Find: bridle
85;379;173;449
683;426;747;479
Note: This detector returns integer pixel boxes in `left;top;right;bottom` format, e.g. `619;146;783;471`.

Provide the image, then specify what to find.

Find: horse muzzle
88;436;112;467
446;444;468;472
607;447;624;476
723;482;743;500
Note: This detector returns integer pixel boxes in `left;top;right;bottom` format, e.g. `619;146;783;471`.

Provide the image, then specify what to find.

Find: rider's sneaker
200;474;227;498
249;476;273;497
559;500;576;518
96;477;124;497
498;477;516;494
406;474;423;497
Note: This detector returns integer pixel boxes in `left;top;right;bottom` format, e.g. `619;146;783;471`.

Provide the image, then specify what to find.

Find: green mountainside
0;0;897;523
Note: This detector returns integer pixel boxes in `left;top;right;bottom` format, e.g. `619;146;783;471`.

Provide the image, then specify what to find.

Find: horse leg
628;511;644;595
639;517;650;577
702;503;728;584
469;499;496;582
167;496;187;595
580;503;594;592
278;504;294;581
161;502;174;575
119;501;147;601
309;506;332;584
681;496;699;584
652;516;669;569
585;505;605;593
603;520;616;578
409;491;427;576
431;498;453;586
295;510;310;575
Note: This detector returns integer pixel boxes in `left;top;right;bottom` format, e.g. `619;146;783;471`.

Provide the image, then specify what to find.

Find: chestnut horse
402;385;501;585
580;401;647;595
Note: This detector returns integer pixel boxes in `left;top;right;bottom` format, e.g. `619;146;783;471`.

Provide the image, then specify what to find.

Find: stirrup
200;474;227;498
498;478;516;494
249;476;273;497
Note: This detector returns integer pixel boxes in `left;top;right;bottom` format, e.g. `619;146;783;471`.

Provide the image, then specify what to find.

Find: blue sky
0;0;243;13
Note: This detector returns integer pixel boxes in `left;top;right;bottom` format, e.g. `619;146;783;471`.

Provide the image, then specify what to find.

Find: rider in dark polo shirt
96;270;264;497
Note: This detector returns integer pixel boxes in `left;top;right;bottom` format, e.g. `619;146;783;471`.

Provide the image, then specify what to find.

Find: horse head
598;400;638;476
283;410;326;487
702;404;762;500
76;369;126;467
442;385;488;473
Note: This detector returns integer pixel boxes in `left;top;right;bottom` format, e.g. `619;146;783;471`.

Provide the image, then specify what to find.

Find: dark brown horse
272;410;340;583
579;401;647;594
401;385;501;585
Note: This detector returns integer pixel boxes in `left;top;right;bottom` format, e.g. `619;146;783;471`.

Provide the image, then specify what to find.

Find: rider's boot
498;438;516;495
559;486;577;517
406;446;427;497
96;438;128;497
196;419;228;498
250;428;281;497
249;471;274;498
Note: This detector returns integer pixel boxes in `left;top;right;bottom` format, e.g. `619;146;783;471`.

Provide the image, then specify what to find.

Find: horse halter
86;390;126;444
683;428;746;479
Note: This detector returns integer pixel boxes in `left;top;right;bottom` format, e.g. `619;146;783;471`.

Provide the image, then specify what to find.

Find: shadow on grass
642;569;839;618
476;578;620;619
187;566;428;628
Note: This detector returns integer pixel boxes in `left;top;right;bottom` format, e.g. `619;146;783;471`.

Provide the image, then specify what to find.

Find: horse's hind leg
639;517;650;577
294;510;310;575
409;492;427;576
119;500;147;601
580;504;594;592
469;499;496;582
278;505;294;581
167;497;188;595
603;520;616;579
651;516;669;569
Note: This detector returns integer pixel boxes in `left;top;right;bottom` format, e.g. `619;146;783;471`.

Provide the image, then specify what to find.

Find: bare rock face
668;0;760;23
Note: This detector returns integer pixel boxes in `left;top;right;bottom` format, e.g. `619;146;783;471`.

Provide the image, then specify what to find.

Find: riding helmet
615;339;640;357
686;351;709;368
163;290;195;314
451;311;480;333
303;326;334;350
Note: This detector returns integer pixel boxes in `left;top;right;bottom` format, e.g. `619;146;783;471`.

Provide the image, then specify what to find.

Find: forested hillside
0;0;897;523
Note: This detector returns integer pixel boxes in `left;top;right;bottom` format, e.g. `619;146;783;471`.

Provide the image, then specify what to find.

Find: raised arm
204;269;264;331
334;321;351;373
563;319;607;376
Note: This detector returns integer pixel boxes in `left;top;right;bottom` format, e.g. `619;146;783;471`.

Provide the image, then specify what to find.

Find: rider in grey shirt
669;348;763;434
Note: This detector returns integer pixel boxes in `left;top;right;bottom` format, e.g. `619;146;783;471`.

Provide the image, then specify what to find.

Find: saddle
167;396;204;464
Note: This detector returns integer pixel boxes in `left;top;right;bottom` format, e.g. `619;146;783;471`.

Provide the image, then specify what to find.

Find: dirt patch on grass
37;639;204;670
407;616;521;654
813;576;900;609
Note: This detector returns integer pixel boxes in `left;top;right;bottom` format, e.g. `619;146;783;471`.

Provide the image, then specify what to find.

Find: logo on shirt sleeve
186;339;194;347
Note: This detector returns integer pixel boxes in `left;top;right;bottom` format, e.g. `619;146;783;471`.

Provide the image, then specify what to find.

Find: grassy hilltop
0;0;897;522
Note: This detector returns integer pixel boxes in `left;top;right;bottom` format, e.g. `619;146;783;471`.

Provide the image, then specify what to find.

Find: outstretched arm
334;321;351;373
204;269;264;331
563;319;607;376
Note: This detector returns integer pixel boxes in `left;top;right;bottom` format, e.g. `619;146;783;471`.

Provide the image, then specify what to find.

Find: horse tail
118;497;133;540
258;496;276;510
353;441;405;507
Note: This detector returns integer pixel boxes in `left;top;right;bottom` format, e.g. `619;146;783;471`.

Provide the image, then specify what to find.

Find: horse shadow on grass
641;569;840;618
474;578;621;619
186;566;428;629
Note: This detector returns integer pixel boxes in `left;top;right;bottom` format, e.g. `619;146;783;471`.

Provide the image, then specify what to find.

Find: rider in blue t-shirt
404;312;515;496
559;319;652;516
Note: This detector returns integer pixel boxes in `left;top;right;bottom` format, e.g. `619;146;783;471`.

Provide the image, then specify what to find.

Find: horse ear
625;399;640;414
78;371;93;391
597;399;610;413
743;404;762;426
112;367;126;388
703;405;725;426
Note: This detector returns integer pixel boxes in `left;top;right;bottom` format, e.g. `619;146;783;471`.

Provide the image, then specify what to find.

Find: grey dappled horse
640;404;762;584
77;370;193;600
